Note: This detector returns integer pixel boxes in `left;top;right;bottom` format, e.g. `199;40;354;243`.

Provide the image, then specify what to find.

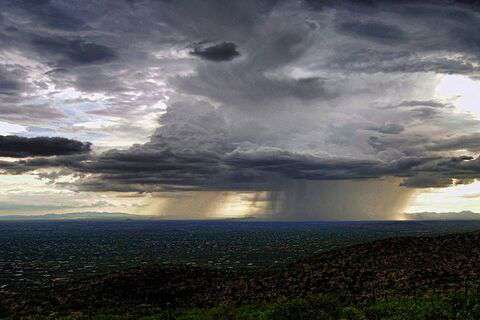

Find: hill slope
3;231;480;316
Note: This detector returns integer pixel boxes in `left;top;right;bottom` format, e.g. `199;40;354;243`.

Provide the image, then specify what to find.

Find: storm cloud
31;37;117;66
2;0;480;218
0;135;91;158
337;21;408;45
190;42;240;61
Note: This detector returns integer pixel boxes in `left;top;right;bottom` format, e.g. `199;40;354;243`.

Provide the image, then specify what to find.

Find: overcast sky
2;0;480;219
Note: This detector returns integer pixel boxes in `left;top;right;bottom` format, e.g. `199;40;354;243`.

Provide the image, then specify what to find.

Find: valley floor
4;223;480;319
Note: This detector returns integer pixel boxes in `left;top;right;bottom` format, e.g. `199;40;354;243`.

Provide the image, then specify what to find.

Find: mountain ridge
0;211;149;220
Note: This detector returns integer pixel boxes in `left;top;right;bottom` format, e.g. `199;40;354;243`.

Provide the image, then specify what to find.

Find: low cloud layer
0;135;91;158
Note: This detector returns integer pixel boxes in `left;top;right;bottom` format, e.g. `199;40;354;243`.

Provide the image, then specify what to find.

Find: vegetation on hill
5;231;480;319
16;293;480;320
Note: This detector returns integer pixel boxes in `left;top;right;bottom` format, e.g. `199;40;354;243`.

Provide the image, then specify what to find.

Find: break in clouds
2;0;480;219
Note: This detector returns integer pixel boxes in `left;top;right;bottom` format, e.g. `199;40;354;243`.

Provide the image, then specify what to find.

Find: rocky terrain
3;231;480;317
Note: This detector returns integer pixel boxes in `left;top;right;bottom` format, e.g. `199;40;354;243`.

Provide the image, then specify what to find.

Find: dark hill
4;231;480;316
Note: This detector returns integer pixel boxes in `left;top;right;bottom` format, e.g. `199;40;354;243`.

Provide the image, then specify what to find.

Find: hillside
3;231;480;317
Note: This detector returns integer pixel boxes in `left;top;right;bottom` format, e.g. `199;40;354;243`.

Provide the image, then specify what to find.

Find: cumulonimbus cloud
2;0;480;218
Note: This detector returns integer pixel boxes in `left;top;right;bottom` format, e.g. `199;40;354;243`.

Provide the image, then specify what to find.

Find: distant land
404;211;480;220
6;229;480;317
0;211;150;220
0;212;261;221
1;211;480;220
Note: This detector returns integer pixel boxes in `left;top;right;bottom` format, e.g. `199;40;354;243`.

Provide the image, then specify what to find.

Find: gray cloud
427;133;480;152
0;66;26;97
31;37;117;66
0;74;20;95
3;0;480;218
400;174;455;188
0;104;65;125
190;42;240;61
14;0;86;31
0;135;91;158
395;100;453;109
337;21;409;45
367;123;405;134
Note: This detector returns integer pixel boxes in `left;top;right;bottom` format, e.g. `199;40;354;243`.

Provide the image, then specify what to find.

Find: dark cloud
15;0;85;31
190;42;240;61
72;71;126;93
175;73;332;109
175;22;333;109
31;37;117;66
6;141;479;193
400;174;454;188
337;21;408;45
396;100;453;109
64;42;116;65
394;156;478;188
0;74;20;95
224;147;386;181
0;66;26;96
326;50;480;74
303;0;380;11
427;133;480;152
0;135;91;158
3;127;480;197
0;153;90;175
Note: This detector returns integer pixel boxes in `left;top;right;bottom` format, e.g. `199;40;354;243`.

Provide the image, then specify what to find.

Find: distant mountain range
0;212;259;221
404;210;480;220
1;211;480;221
0;211;152;220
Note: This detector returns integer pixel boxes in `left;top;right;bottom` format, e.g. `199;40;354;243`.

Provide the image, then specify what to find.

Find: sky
3;0;480;219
